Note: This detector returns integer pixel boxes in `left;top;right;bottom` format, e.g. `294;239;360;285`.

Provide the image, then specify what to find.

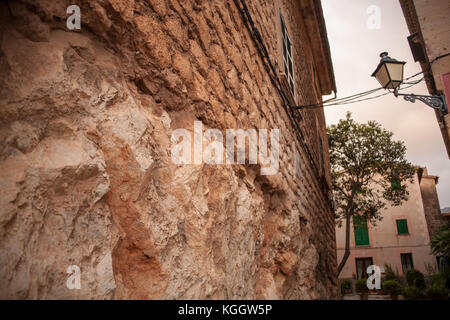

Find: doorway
355;257;373;279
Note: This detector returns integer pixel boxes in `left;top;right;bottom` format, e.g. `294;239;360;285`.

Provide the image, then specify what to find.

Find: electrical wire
233;0;334;209
297;52;450;109
233;0;448;207
319;78;425;108
297;74;426;109
320;76;422;106
296;77;425;109
297;87;384;108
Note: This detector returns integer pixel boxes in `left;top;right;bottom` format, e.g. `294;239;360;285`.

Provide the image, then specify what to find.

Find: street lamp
372;52;406;90
372;52;448;114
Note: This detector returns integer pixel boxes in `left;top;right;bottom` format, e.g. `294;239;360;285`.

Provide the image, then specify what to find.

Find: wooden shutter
353;216;370;246
391;177;401;190
396;219;409;235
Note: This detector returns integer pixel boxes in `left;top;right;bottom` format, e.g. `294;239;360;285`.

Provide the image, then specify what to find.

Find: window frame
353;216;370;247
355;257;374;280
390;177;402;190
396;219;409;235
401;253;414;274
280;12;295;98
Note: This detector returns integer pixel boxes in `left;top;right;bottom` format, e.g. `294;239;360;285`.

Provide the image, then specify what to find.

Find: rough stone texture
399;0;450;159
0;0;338;299
419;167;446;240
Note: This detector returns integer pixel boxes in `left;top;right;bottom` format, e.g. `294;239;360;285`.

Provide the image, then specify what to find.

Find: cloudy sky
321;0;450;208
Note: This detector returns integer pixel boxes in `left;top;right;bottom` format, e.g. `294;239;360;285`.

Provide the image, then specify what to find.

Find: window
353;216;370;246
401;253;414;274
355;257;373;279
390;177;401;190
396;219;409;235
318;134;324;175
280;13;294;96
436;255;449;273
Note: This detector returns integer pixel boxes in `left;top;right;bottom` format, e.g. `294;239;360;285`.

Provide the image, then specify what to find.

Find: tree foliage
327;112;415;274
430;222;450;258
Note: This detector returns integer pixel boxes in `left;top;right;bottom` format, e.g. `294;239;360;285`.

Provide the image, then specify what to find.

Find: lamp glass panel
387;81;402;90
375;64;390;88
386;62;404;82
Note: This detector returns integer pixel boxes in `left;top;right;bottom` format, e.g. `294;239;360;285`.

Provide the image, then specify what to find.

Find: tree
327;112;415;275
430;222;450;258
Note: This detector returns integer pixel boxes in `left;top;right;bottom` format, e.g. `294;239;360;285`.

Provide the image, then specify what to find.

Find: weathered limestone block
0;0;338;299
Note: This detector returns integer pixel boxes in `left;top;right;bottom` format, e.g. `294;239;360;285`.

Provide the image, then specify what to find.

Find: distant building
417;167;447;238
441;209;450;222
399;0;450;158
336;167;443;280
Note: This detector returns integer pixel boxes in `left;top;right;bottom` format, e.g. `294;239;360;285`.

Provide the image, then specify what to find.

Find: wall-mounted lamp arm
393;88;448;115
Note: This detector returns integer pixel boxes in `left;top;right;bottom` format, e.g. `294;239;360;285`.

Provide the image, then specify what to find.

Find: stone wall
0;0;338;299
413;0;450;159
419;168;446;240
400;0;450;158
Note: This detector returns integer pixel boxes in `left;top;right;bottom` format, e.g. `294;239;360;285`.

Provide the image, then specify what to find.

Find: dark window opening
356;257;373;280
401;253;414;274
319;135;324;175
280;13;294;97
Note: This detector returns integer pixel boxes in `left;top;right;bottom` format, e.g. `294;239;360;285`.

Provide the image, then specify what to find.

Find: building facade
336;167;441;280
400;0;450;158
0;1;338;299
417;167;447;239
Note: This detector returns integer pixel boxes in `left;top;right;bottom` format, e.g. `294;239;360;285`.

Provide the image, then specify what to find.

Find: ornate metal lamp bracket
394;88;448;114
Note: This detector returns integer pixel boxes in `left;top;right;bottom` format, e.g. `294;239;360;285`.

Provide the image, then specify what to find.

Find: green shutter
354;216;370;246
391;178;401;190
396;219;409;235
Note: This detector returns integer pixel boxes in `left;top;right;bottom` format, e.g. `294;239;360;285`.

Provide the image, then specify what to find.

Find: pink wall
336;170;438;279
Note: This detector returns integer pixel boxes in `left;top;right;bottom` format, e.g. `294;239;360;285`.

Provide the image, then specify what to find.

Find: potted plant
341;279;352;294
355;278;369;300
382;280;401;300
403;285;420;300
431;273;448;289
384;264;399;281
425;273;450;300
425;283;449;300
406;269;426;291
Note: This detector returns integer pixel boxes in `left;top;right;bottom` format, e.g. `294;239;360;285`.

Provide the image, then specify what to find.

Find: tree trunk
337;208;352;275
